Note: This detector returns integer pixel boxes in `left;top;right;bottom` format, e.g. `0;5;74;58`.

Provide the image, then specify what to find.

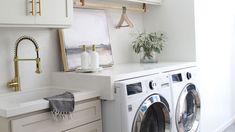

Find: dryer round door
176;84;201;132
132;94;171;132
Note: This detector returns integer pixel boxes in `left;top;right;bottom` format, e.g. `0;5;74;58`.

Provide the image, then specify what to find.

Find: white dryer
169;67;201;132
102;73;173;132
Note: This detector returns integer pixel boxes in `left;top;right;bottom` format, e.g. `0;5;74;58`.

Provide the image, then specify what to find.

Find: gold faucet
7;36;42;91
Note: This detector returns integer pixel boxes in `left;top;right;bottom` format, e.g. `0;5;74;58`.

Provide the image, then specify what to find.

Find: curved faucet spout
7;35;42;91
15;36;40;58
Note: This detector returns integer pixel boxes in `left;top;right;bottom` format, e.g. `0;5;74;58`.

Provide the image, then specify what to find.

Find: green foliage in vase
132;32;167;59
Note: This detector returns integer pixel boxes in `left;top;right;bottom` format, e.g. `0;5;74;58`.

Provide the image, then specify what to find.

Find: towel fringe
51;110;73;121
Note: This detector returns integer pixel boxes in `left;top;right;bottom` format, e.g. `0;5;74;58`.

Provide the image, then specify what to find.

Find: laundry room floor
223;123;235;132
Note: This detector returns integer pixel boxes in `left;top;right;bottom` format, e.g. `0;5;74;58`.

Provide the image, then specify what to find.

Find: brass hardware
73;1;145;12
80;0;85;6
7;81;18;87
30;0;35;16
37;0;42;16
7;36;42;92
16;59;37;61
143;3;147;12
35;58;42;74
116;7;134;29
7;78;20;91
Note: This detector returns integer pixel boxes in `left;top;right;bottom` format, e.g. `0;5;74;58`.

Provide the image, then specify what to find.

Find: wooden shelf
73;0;147;12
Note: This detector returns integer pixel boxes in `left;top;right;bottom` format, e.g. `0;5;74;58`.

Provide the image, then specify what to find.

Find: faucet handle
36;58;42;74
7;78;20;91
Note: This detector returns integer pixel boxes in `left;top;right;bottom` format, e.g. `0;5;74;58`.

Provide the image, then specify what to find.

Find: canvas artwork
59;8;113;71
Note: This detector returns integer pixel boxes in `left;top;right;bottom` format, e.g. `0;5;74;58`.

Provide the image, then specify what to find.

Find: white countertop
84;61;196;81
0;87;100;118
52;62;196;100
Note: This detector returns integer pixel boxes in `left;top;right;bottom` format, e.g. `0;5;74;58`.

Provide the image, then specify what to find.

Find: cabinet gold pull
30;0;35;16
37;0;42;16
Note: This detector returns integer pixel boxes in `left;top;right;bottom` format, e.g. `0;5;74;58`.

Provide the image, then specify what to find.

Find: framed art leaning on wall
59;8;113;71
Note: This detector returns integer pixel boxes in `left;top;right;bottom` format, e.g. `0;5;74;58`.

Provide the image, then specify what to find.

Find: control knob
149;80;157;90
186;72;192;80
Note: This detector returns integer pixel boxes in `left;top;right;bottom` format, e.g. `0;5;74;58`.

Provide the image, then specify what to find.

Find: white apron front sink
0;88;79;118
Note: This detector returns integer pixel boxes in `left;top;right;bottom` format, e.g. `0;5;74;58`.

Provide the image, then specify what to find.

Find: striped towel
45;92;75;120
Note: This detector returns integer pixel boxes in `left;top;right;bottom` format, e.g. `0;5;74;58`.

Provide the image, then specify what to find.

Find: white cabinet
0;1;34;25
65;120;102;132
126;0;161;5
0;0;73;27
0;99;102;132
35;0;73;26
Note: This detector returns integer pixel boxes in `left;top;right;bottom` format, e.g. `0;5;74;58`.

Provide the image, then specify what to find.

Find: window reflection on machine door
176;84;201;132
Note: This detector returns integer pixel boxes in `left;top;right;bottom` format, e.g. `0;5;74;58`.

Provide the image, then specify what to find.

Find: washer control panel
116;73;171;97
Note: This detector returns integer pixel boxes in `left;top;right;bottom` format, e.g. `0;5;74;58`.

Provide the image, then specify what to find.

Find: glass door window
132;94;171;132
176;84;201;132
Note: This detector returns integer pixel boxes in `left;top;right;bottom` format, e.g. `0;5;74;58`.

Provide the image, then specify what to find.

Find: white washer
102;73;173;132
169;67;201;132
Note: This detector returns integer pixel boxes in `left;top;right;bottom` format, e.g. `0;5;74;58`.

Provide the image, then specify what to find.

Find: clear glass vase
140;51;158;63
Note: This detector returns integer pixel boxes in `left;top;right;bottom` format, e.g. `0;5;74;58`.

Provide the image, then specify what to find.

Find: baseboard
215;115;235;132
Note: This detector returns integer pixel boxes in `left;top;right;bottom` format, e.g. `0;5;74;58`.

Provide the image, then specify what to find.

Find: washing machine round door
176;84;201;132
132;94;171;132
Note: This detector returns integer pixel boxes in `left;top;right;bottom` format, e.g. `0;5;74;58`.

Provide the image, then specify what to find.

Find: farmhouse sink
0;88;77;106
0;88;80;118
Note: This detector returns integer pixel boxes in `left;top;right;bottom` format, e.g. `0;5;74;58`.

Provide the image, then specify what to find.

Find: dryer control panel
171;71;193;83
172;73;183;83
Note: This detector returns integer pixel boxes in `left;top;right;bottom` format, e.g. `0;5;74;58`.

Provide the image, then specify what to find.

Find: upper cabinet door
0;0;72;27
126;0;161;5
35;0;73;27
0;0;35;25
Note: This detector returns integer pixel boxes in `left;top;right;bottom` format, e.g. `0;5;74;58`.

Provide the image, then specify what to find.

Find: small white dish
76;67;103;73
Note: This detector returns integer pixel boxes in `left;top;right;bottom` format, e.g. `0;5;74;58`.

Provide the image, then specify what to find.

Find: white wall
231;8;235;122
105;9;144;63
195;0;235;131
143;0;196;62
0;28;60;93
0;9;144;94
144;0;235;131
